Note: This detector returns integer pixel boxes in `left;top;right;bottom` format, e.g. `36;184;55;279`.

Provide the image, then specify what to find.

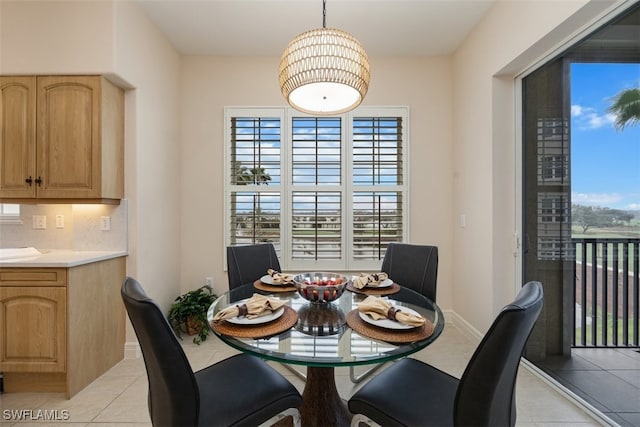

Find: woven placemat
346;281;401;296
210;306;298;339
346;309;435;343
253;280;297;293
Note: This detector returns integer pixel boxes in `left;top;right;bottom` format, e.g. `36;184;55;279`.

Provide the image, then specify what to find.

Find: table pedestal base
300;366;352;427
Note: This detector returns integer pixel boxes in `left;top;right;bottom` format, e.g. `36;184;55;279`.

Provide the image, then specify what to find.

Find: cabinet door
0;76;37;197
0;287;66;372
36;76;101;198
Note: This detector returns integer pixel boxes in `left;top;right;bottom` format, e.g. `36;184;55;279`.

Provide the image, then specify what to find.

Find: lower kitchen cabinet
0;285;66;372
0;256;126;397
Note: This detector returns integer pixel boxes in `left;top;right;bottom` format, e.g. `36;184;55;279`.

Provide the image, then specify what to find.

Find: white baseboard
446;310;617;427
446;309;483;344
124;341;141;359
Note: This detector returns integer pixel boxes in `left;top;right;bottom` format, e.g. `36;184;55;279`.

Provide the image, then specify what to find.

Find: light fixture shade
279;27;370;115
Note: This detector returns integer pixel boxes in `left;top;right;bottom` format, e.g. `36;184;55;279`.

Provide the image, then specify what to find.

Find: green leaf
167;285;217;345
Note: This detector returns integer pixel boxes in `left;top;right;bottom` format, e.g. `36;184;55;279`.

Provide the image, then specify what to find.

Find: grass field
572;224;640;239
573;225;640;268
575;312;639;346
573;224;639;347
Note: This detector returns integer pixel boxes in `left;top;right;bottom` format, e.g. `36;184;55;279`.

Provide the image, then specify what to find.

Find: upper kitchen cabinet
0;76;124;203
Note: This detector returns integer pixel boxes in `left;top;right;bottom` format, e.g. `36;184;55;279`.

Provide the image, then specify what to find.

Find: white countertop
0;249;127;267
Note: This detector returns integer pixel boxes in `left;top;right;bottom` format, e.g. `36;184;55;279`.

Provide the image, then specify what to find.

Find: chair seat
121;277;302;426
226;243;307;382
348;281;543;427
196;354;302;426
349;358;458;427
348;242;440;385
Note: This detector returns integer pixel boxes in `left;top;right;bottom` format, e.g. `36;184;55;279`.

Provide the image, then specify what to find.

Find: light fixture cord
322;0;327;28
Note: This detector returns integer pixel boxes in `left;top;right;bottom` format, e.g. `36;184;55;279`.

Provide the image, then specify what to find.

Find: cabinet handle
35;176;42;187
25;176;33;186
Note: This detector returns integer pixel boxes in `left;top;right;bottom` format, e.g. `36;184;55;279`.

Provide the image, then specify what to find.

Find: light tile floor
0;324;608;426
537;348;640;426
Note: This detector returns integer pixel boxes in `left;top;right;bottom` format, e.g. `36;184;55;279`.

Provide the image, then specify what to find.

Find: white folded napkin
267;268;295;285
212;293;286;322
357;295;425;327
353;272;389;289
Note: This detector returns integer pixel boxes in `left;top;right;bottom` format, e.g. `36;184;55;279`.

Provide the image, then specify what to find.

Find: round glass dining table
207;282;444;427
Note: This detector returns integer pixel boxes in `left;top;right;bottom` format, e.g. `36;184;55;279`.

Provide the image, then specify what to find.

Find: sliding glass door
522;3;640;360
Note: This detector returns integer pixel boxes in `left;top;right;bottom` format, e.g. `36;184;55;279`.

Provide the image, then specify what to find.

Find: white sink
0;247;41;260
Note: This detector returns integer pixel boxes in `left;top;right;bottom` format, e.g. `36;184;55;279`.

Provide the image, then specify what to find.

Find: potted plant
168;284;217;344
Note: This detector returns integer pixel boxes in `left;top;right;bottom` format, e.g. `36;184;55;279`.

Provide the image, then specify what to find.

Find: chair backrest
226;243;281;289
381;243;438;301
454;281;544;427
121;277;201;426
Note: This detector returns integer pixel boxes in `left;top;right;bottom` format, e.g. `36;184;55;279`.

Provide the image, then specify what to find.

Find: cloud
571;104;615;130
572;192;622;206
571;105;584;116
572;193;640;211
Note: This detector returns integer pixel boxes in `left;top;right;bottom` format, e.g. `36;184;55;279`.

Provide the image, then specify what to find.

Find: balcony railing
573;238;640;348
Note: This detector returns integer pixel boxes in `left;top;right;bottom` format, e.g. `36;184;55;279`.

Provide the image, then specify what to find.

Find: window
536;117;569;183
536;192;573;260
0;204;20;223
225;107;408;271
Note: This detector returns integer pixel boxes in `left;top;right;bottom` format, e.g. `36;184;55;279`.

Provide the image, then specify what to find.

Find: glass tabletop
207;283;444;368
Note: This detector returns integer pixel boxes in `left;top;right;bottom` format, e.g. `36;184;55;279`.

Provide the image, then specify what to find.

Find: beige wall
452;0;619;332
0;1;182;344
178;56;455;308
113;1;182;314
1;0;628;341
0;0;114;74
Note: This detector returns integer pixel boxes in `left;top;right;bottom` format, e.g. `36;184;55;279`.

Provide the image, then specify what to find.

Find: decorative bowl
293;272;349;304
295;303;346;336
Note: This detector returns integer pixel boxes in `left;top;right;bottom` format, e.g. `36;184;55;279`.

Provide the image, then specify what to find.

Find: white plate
260;274;293;286
367;278;393;288
260;274;274;284
358;304;421;330
224;299;285;325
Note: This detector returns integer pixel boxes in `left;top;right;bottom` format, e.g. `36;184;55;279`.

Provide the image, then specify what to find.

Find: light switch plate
32;215;46;229
101;216;111;231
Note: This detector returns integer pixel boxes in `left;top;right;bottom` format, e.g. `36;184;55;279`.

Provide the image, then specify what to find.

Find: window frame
224;106;409;272
0;204;21;224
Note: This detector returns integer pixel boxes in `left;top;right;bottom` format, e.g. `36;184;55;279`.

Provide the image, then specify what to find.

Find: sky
571;62;640;211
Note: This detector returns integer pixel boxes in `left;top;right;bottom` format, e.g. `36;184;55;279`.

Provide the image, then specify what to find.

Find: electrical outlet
55;214;64;229
32;215;46;229
100;216;111;231
205;277;214;288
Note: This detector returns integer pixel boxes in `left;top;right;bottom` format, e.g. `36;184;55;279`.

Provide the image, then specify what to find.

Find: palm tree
608;87;640;131
233;164;253;185
232;164;272;185
250;167;272;185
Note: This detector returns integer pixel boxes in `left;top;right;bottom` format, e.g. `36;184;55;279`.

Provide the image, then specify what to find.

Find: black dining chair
381;242;439;301
121;276;302;427
226;243;281;289
350;242;439;383
349;281;543;427
226;243;306;381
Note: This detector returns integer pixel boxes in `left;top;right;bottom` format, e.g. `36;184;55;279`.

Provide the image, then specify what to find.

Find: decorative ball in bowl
293;272;349;304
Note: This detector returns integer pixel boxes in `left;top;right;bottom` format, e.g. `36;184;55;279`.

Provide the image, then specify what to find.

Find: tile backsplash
0;199;127;251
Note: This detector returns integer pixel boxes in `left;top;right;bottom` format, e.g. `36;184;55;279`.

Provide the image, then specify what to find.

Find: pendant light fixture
279;0;370;115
